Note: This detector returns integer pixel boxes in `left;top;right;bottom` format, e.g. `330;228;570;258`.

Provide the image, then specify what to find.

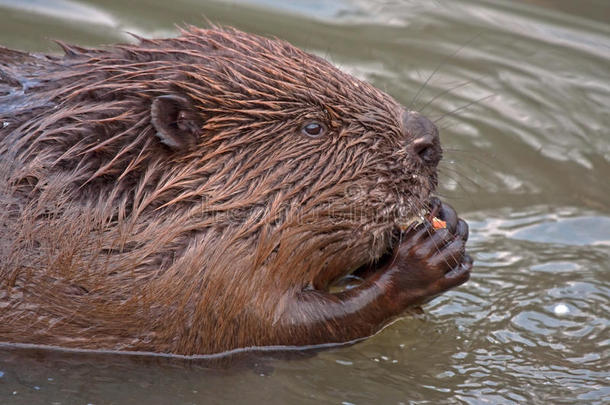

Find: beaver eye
302;121;326;137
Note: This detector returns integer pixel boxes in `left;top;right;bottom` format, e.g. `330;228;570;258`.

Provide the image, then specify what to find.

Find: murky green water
1;0;608;403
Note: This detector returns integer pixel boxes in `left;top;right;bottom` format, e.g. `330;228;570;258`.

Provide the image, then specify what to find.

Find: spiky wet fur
0;27;437;355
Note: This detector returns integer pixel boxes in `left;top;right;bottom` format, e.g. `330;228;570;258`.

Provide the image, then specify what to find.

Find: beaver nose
403;110;441;166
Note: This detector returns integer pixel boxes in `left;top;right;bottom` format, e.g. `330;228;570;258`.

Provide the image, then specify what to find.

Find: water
0;0;608;403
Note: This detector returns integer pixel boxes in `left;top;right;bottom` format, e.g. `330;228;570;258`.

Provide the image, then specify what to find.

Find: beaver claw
381;198;472;308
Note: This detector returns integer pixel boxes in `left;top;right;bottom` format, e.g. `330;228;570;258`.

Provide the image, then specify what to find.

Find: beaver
0;26;472;356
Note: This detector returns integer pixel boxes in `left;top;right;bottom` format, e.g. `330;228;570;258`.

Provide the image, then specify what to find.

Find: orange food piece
431;216;447;229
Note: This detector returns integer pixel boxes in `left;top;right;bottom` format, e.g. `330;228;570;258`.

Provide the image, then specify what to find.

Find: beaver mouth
327;209;429;294
327;244;395;294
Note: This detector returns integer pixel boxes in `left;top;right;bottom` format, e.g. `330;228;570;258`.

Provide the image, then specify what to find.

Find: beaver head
0;26;443;354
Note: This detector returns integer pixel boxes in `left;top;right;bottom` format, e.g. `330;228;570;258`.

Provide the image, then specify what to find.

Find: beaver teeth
395;208;428;231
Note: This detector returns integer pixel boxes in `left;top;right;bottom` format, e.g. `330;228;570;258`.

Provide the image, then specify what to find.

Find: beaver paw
382;198;472;308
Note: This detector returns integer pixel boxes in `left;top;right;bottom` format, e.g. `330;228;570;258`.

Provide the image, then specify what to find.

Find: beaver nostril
403;110;441;166
412;137;435;161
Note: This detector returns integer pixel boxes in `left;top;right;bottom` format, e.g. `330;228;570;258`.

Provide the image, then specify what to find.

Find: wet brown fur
0;27;437;355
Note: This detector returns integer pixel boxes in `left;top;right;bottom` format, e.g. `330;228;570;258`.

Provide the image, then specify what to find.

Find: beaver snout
403;110;441;167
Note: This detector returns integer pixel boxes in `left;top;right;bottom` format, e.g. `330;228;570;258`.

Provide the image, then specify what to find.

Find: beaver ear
151;95;200;150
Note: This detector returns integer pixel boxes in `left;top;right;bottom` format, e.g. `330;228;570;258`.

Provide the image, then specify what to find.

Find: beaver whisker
432;93;496;125
409;31;483;111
